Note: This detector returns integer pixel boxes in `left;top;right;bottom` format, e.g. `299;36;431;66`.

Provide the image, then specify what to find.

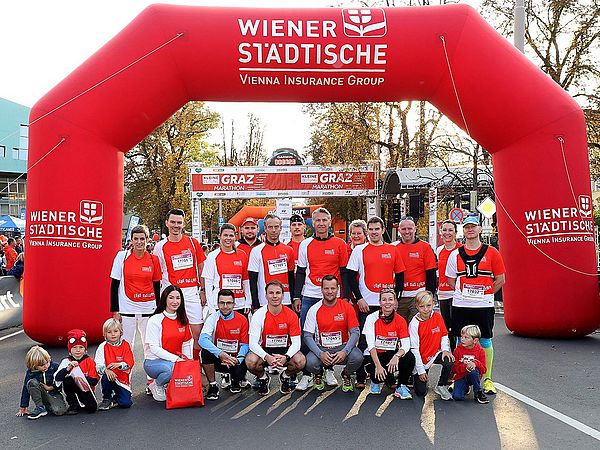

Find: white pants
122;314;150;358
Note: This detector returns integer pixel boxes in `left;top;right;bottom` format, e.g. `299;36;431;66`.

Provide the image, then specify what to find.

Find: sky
0;0;482;155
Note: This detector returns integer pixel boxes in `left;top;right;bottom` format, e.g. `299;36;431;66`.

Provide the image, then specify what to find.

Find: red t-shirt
452;343;487;381
373;313;409;353
297;236;349;298
154;235;206;288
248;241;295;305
436;243;462;299
260;307;301;348
161;316;193;356
205;249;249;305
395;239;437;296
304;299;359;347
4;246;17;271
122;252;162;301
285;239;302;268
214;312;249;355
413;312;448;365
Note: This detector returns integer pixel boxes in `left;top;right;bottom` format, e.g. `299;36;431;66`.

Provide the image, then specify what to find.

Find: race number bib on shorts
267;258;287;276
462;284;485;301
375;336;398;351
216;339;239;353
265;334;288;348
171;251;194;271
222;274;242;290
320;331;343;348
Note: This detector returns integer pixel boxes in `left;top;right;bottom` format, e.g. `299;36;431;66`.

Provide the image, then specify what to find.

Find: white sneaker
434;385;453;401
149;381;166;402
295;374;313;391
325;369;338;387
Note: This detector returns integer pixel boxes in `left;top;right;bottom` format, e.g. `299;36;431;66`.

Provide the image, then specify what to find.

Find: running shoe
149;381;166;402
206;383;220;400
220;373;231;389
230;381;242;394
370;382;382;395
27;406;47;419
279;373;292;395
434;385;453;401
341;372;354;393
474;390;490;404
98;399;116;411
258;376;271;396
325;368;338;387
65;405;79;415
239;379;251;389
394;384;412;400
296;374;313;391
426;364;442;390
482;378;497;395
145;379;153;396
313;372;325;391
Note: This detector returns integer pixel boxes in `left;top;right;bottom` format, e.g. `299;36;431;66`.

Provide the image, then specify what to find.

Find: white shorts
182;286;204;325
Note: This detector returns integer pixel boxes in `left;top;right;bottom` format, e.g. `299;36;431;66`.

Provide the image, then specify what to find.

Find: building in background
0;98;29;218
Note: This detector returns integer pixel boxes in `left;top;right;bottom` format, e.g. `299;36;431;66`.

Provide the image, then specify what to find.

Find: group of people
1;234;24;278
18;206;505;417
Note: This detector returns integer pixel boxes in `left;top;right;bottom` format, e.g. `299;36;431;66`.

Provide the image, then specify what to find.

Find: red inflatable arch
25;4;600;343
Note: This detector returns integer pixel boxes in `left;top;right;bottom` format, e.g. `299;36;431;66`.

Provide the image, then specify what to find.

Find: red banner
189;166;377;198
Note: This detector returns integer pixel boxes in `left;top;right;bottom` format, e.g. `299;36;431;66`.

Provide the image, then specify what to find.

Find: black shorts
200;349;246;371
263;347;289;357
451;306;494;339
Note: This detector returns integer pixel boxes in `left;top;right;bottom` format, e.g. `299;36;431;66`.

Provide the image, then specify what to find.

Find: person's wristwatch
285;355;291;363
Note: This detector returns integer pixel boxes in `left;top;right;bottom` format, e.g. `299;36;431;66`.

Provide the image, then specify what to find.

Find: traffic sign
477;197;496;219
449;207;464;223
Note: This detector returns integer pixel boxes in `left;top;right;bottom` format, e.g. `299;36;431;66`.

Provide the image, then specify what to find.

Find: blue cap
462;215;480;226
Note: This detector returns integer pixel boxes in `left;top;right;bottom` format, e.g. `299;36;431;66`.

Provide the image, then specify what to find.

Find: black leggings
62;377;97;412
364;350;415;386
438;299;455;351
414;352;453;397
356;305;380;382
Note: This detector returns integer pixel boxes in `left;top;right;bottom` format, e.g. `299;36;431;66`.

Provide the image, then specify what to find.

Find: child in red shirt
94;319;135;410
452;325;489;404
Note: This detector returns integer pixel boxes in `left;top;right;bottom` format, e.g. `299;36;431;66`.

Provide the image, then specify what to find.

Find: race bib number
320;331;343;348
462;284;485;301
265;334;288;348
216;339;239;353
375;336;398;351
222;274;242;290
267;257;287;276
171;251;193;271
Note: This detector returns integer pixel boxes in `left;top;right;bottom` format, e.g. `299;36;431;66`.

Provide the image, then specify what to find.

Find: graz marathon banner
190;165;377;199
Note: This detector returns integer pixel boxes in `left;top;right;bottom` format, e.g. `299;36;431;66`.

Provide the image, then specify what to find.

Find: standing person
109;224;161;361
199;289;250;400
446;215;506;395
237;217;261;255
246;280;306;396
303;275;362;392
4;238;18;271
248;214;295;311
144;285;193;402
293;207;349;391
14;236;23;254
347;219;367;254
394;218;437;323
362;289;415;398
436;220;461;347
153;208;206;360
55;329;99;415
202;223;251;314
285;214;306;270
346;216;405;388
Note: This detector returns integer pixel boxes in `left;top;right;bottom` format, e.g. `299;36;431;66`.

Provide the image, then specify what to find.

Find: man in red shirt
284;214;306;271
153;208;206;360
237;217;261;255
246;280;305;396
4;238;18;271
394;218;437;323
248;214;295;311
303;275;362;392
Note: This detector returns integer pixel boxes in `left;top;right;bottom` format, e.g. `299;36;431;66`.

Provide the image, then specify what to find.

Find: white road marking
343;387;370;422
267;388;314;428
267;393;293;414
375;394;395;417
0;329;24;342
230;390;278;419
304;387;338;415
496;382;600;442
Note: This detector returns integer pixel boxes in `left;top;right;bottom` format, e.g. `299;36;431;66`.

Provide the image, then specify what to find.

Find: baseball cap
290;214;305;224
462;215;481;226
242;217;258;226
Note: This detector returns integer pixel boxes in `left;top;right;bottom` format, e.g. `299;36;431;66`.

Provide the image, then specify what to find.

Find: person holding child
452;324;489;404
94;318;135;410
17;346;68;419
55;329;99;414
144;285;193;402
409;290;454;400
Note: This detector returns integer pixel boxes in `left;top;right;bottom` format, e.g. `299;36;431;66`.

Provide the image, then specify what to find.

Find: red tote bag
166;359;204;409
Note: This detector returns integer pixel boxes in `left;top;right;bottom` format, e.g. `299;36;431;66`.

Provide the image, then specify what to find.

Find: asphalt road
0;317;598;450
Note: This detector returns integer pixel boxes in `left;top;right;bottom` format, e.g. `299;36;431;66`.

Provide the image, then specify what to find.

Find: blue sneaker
369;382;382;394
27;406;48;420
394;384;412;400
